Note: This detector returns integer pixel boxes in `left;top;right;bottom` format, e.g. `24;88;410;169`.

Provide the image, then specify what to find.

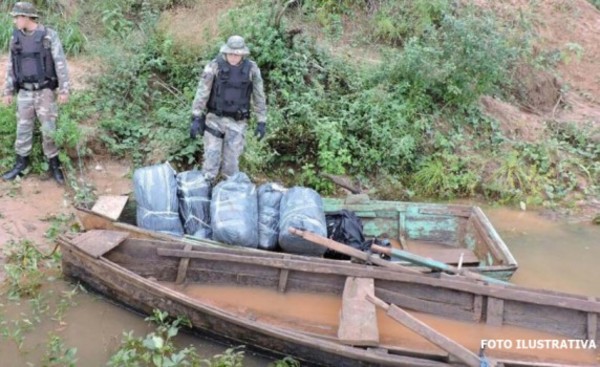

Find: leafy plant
372;0;451;45
108;309;198;367
199;347;245;367
269;356;301;367
42;213;77;241
2;240;47;299
42;334;78;367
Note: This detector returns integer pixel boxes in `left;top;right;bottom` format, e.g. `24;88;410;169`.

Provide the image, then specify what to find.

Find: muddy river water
1;207;599;366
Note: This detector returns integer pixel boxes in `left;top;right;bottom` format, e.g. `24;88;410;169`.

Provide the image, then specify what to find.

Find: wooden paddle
287;227;422;274
370;244;511;286
366;294;486;367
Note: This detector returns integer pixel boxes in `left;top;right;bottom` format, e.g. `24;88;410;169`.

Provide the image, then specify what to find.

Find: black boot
49;156;65;185
2;155;29;181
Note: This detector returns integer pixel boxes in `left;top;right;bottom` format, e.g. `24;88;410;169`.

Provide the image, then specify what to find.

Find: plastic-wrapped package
134;162;184;236
257;183;286;250
278;187;327;256
177;170;212;239
210;172;258;248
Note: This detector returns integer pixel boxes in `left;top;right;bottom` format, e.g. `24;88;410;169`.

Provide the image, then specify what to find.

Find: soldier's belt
20;82;47;91
208;109;249;121
206;126;224;139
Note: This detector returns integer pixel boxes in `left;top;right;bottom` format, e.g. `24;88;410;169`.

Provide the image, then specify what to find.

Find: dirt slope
480;0;600;139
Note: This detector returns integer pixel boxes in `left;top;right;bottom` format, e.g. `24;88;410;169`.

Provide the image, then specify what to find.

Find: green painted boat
77;194;517;281
322;195;517;281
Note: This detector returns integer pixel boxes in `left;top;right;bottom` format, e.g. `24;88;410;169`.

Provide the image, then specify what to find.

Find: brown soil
0;160;132;283
159;0;240;50
478;0;600;131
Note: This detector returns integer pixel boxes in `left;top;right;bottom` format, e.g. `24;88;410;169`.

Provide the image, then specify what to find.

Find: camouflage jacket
3;25;70;96
191;55;267;123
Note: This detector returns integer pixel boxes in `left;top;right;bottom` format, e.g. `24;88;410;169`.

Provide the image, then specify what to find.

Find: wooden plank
278;255;291;293
486;297;504;326
473;207;516;265
71;230;129;258
295;328;449;362
419;207;472;217
470;215;502;261
408;247;479;266
175;243;193;284
91;195;129;221
473;295;483;322
366;294;481;367
587;297;597;342
371;245;510;286
398;211;408;249
287;227;422;274
503;301;587;340
376;288;474;322
493;359;589;367
338;277;379;346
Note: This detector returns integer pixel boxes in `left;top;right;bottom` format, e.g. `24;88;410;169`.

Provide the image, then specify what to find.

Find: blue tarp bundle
278;187;327;256
133;162;184;236
257;183;286;250
176;170;212;239
210;172;258;248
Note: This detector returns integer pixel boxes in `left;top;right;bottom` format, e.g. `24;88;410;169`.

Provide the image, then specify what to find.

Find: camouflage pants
14;89;59;158
202;113;247;179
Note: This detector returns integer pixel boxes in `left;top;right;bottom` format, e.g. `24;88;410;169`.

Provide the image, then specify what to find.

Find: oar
288;227;422;274
370;244;511;286
366;294;489;367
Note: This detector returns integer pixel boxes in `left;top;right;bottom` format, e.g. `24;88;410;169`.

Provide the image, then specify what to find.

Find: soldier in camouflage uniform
1;2;70;185
189;35;267;181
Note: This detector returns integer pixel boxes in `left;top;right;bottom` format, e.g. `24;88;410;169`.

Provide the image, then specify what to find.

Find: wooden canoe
77;194;518;281
322;195;517;280
58;230;599;367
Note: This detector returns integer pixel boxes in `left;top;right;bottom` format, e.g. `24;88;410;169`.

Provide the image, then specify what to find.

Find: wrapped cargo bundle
133;162;184;236
257;183;286;250
177;170;212;239
211;173;258;248
278;187;327;256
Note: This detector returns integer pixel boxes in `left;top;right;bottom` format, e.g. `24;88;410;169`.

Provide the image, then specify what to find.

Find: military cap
219;35;250;56
10;2;39;18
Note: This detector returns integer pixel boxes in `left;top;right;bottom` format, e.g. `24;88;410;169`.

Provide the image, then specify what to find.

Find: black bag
324;210;367;259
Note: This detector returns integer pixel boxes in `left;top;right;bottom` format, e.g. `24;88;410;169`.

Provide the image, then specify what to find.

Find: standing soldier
2;2;70;185
189;35;267;181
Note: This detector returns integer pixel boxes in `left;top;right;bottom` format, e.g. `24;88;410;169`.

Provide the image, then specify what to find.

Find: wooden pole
370;244;510;286
366;294;482;367
287;227;422;274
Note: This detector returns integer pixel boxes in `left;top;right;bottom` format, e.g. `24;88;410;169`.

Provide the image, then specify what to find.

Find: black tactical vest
207;58;253;120
10;26;58;91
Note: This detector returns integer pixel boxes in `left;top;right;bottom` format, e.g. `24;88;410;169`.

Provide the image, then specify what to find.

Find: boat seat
71;230;129;258
338;277;379;346
403;246;480;266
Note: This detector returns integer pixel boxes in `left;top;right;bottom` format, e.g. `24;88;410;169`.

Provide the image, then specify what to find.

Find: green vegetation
0;0;597;207
109;309;300;366
2;239;49;299
1;238;81;360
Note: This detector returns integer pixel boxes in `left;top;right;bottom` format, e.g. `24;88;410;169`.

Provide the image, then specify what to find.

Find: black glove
255;122;266;141
190;115;206;139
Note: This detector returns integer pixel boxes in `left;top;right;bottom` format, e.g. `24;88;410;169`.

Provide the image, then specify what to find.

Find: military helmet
219;35;250;56
10;2;39;18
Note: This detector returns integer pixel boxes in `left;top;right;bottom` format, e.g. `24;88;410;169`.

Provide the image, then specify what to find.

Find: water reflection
485;207;600;297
